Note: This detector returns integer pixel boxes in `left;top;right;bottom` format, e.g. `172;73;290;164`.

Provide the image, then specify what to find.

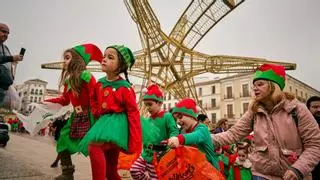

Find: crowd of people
1;22;320;180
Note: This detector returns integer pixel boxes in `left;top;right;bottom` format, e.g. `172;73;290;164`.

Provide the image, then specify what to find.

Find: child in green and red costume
215;146;230;178
44;43;103;180
227;145;252;180
79;45;142;180
167;98;220;170
130;83;179;180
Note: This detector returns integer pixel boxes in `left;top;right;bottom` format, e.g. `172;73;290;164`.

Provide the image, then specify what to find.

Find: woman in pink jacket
212;64;320;180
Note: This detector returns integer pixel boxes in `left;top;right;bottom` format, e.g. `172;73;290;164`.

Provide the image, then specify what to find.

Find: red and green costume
79;77;142;155
227;158;252;180
45;43;103;155
172;98;220;170
45;70;96;154
141;111;178;163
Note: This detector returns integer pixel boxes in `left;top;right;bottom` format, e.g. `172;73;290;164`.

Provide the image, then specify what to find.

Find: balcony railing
224;94;234;99
203;105;220;110
224;114;235;119
240;92;250;98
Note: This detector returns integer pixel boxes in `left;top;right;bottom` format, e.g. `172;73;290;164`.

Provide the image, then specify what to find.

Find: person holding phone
0;23;24;105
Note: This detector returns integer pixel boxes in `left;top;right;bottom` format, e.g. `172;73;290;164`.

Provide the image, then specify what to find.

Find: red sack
156;146;225;180
117;152;139;170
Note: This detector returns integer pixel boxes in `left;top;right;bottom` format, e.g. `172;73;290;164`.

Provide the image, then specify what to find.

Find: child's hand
168;137;180;148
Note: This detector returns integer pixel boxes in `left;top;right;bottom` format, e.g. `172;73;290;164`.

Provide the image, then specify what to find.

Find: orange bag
117;152;139;170
156;146;225;180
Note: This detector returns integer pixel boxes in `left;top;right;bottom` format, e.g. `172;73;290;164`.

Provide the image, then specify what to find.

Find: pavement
0;133;132;180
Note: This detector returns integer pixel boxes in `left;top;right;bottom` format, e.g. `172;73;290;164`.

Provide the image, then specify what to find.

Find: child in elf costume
227;145;252;180
167;98;220;170
130;84;179;180
215;146;230;178
44;43;103;180
79;45;142;180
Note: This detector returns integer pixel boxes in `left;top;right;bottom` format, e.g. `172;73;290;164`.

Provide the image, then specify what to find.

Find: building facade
161;73;320;124
45;89;61;100
16;79;48;115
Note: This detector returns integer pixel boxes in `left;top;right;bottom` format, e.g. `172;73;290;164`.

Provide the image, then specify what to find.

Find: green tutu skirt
79;112;129;156
79;113;160;156
56;111;95;154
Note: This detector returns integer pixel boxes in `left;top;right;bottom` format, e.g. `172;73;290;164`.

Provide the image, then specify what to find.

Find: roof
25;79;48;84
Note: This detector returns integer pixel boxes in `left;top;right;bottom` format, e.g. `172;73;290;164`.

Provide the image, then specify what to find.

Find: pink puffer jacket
212;97;320;180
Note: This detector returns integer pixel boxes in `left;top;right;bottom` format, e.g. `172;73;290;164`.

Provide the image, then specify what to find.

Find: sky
1;0;320;91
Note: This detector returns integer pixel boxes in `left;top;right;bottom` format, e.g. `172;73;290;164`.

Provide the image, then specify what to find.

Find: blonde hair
251;81;294;112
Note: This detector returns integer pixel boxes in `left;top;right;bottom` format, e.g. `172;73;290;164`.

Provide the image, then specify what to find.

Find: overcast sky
1;0;320;91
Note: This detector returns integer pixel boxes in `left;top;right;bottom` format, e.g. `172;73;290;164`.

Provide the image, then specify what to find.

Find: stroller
0;116;9;147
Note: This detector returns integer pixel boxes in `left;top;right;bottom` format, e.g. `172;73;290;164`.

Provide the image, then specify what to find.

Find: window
168;103;171;110
226;86;232;98
295;89;298;96
31;89;34;94
39;97;42;102
168;94;171;100
163;104;166;110
164;94;166;100
289;86;292;92
300;91;303;97
30;96;33;102
198;100;203;106
211;99;216;108
19;92;22;97
35;89;38;95
211;113;217;123
242;84;249;97
28;106;32;111
227;104;233;118
243;103;249;114
211;86;216;94
199;88;202;96
39;90;43;95
305;93;308;99
34;97;37;102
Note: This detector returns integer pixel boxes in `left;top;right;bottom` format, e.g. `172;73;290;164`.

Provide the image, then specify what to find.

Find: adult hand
283;169;299;180
12;55;23;62
167;137;180;148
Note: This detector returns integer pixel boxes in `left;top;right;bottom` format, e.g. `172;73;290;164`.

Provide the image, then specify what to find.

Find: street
0;133;131;180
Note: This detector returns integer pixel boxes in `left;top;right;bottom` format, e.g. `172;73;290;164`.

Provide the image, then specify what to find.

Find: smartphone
20;48;26;56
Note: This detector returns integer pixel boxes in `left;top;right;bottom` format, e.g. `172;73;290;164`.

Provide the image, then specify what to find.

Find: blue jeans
252;175;266;180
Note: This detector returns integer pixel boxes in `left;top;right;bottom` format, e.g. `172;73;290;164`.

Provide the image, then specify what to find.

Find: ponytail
124;70;131;84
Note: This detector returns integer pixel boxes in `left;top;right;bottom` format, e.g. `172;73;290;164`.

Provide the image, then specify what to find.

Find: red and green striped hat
143;84;163;102
72;44;103;65
253;64;286;90
172;98;198;119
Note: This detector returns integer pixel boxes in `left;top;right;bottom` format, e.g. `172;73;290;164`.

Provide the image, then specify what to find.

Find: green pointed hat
72;44;103;65
108;45;135;69
253;63;286;90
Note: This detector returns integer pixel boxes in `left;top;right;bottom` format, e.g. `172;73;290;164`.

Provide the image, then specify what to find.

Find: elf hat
143;84;163;102
172;98;198;119
253;63;286;90
107;45;135;70
72;44;103;65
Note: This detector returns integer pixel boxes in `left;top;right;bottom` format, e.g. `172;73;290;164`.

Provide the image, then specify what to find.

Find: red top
45;75;96;108
90;78;142;154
